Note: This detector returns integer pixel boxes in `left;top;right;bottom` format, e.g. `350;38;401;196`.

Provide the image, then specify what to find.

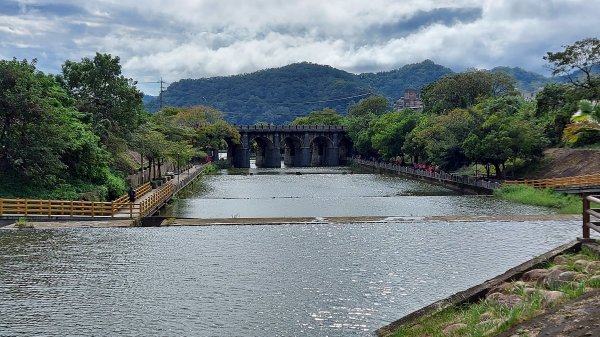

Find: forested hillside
144;60;564;124
145;61;453;124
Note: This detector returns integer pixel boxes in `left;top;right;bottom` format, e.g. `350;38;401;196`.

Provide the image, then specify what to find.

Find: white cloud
1;0;599;95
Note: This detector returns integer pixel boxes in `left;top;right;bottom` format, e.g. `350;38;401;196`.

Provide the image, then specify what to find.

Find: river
0;165;582;336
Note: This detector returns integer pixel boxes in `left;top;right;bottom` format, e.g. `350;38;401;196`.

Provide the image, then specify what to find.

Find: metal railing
583;194;600;239
354;159;503;191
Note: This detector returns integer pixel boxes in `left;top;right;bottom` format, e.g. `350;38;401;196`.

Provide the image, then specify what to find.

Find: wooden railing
0;165;209;220
139;183;174;218
504;173;600;189
0;182;152;219
583;194;600;239
112;182;152;205
354;159;502;191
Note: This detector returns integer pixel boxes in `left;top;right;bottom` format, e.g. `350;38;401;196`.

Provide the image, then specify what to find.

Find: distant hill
144;61;565;124
142;94;157;105
144;61;453;124
490;66;556;92
358;60;453;100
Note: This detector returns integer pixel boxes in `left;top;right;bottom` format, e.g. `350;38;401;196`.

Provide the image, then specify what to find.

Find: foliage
60;53;146;142
347;95;389;116
290;108;344;125
562;99;600;145
369;111;420;160
0;58;120;199
421;70;518;114
494;185;582;214
544;37;600;94
463;96;545;177
145;62;454;124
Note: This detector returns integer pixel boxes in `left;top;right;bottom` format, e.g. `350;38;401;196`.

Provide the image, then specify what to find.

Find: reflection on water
170;165;551;219
0;220;580;336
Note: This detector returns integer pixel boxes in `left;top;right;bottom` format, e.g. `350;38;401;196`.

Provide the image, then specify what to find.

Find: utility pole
159;77;165;110
141;78;168;111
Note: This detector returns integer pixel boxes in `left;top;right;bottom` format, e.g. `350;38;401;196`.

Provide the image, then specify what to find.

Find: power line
140;78;170;109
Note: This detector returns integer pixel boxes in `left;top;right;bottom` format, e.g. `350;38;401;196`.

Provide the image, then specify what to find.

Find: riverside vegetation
1;38;599;205
390;246;600;337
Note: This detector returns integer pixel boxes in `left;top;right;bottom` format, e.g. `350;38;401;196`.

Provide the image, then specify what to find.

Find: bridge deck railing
354;159;502;191
235;125;346;132
583;194;600;239
504;174;600;189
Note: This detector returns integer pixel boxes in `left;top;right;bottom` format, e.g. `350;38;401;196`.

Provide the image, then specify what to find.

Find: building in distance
393;88;423;111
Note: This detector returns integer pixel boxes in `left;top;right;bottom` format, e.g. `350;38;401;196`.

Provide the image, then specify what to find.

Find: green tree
348;95;389;116
422;70;518;114
290;108;344;125
369;111;419;160
0;58;123;199
60;53;146;144
544;38;600;93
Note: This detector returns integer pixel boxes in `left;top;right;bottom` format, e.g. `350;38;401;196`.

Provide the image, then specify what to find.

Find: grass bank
390;246;600;337
494;185;584;214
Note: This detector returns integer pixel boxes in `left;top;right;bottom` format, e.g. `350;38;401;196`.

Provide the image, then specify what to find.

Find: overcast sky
2;0;599;95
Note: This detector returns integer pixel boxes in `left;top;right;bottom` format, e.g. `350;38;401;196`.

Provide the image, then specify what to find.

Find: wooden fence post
583;193;590;239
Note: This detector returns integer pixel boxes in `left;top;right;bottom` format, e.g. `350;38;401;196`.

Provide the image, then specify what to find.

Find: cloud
1;0;599;95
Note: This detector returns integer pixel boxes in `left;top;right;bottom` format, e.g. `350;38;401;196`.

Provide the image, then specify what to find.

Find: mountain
144;61;563;124
490;66;556;92
358;59;453;100
144;61;453;124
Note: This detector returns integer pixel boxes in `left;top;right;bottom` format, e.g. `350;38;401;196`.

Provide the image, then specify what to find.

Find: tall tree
544;38;600;92
0;58;123;199
60;53;146;143
422;70;518;114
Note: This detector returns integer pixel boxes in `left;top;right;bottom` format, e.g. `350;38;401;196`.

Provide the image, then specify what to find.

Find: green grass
494;185;584;214
390;248;600;337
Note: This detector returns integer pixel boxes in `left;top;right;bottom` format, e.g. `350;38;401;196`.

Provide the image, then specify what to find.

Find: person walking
127;187;136;203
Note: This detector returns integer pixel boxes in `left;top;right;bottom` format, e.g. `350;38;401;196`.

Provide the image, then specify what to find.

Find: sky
1;0;599;95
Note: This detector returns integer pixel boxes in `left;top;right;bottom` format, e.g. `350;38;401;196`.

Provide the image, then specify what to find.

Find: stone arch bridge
225;125;352;168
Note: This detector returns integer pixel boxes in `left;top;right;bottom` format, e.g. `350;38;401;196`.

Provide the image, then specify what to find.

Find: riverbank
377;240;600;337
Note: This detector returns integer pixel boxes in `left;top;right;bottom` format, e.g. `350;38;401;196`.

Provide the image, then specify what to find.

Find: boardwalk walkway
0;164;208;220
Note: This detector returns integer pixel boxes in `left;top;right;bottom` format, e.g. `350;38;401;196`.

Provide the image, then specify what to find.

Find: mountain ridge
144;61;560;124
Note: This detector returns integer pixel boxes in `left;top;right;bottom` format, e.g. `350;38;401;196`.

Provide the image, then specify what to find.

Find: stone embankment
378;241;600;337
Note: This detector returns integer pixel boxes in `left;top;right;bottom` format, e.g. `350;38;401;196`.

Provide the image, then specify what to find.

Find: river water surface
0;165;582;336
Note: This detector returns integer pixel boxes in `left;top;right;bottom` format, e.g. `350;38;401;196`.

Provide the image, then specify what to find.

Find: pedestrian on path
128;187;136;202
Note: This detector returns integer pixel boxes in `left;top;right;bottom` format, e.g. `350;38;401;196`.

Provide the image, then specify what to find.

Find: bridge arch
251;135;281;168
281;135;305;167
226;125;350;168
309;135;338;166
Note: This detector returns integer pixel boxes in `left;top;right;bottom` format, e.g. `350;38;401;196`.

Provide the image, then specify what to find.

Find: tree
0;58;123;199
290;108;344;125
369;111;419;160
60;53;146;144
544;38;600;92
422;70;518;114
348;95;389;116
